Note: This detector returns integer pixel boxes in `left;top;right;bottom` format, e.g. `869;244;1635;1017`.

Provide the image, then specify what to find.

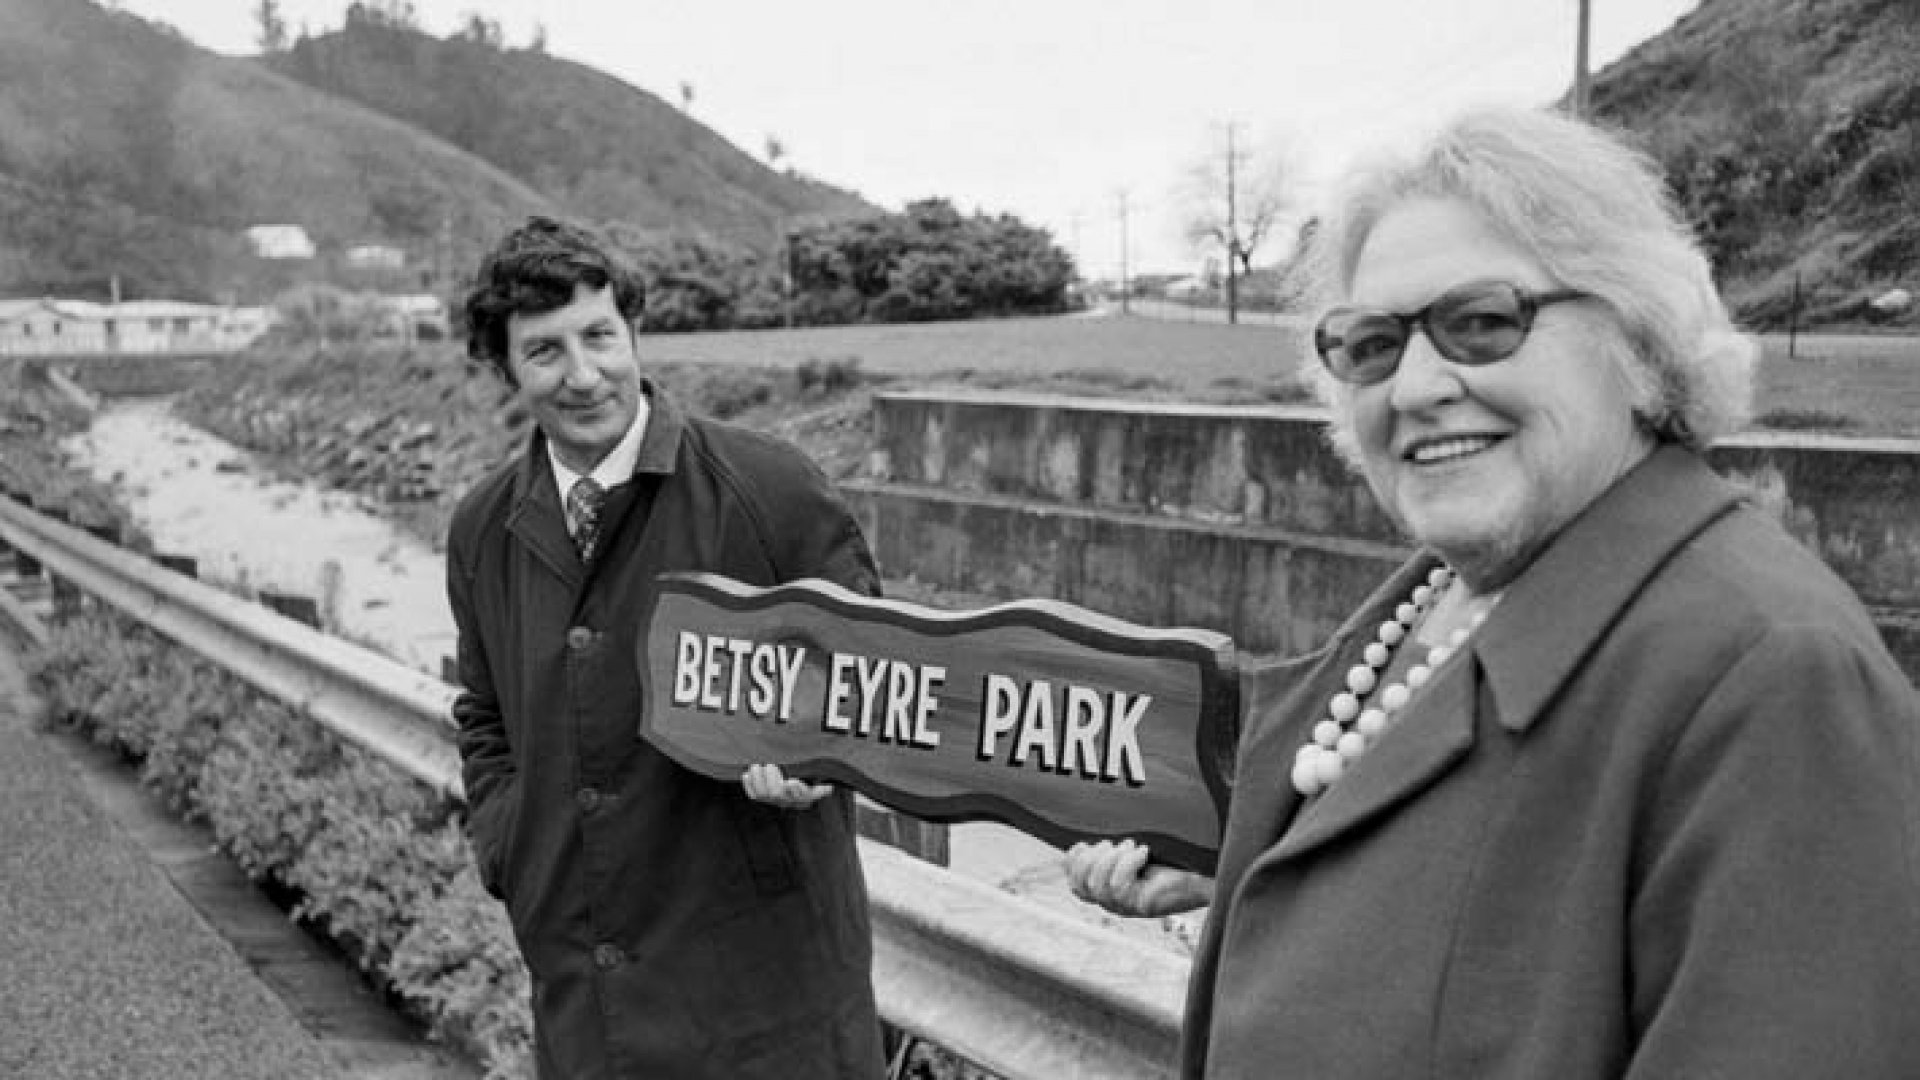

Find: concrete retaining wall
846;389;1920;679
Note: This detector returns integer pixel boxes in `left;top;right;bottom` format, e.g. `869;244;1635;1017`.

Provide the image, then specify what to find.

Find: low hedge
28;607;534;1078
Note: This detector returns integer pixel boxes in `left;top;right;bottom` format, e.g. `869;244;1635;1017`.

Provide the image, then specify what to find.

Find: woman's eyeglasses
1313;280;1588;386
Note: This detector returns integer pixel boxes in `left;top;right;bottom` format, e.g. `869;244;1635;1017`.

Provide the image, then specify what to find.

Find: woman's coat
1185;446;1920;1079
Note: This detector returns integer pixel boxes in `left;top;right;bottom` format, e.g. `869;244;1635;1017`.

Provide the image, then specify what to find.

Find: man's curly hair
464;216;647;383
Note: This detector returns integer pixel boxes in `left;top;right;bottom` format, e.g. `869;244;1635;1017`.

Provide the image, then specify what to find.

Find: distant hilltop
0;0;1911;329
1591;0;1918;328
0;0;874;304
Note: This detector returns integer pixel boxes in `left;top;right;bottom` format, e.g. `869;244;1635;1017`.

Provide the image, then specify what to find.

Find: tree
345;0;418;29
764;134;786;169
784;200;1074;325
529;21;547;53
255;0;289;52
679;81;695;112
372;0;418;28
1178;124;1304;323
456;11;504;47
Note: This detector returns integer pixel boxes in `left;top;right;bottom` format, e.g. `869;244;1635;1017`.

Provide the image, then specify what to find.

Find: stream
60;397;1085;907
62;397;457;674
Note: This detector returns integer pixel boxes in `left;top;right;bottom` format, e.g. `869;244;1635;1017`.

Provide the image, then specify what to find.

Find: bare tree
255;0;288;52
1178;124;1304;324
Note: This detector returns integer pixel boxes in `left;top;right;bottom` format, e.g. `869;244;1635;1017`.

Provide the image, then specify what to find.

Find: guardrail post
259;590;323;629
155;553;199;578
49;571;83;616
856;802;950;866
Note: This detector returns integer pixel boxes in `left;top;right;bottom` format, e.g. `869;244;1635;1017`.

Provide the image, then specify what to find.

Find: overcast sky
117;0;1703;275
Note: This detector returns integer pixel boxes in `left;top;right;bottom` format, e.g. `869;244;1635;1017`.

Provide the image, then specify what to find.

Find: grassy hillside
0;0;873;303
0;0;556;301
1593;0;1919;327
266;12;873;250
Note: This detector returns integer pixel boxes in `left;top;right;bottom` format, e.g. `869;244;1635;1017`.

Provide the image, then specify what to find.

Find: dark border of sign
639;571;1241;875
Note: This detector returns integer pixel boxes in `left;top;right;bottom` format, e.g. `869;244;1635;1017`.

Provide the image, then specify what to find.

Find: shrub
1755;407;1858;431
26;609;535;1076
797;356;867;395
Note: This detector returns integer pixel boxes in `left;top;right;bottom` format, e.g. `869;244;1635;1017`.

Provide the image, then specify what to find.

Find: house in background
0;298;276;356
245;224;317;260
360;293;450;342
346;244;407;270
0;298;73;351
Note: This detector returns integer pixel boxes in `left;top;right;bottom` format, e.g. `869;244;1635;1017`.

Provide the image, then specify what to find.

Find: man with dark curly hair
448;216;885;1078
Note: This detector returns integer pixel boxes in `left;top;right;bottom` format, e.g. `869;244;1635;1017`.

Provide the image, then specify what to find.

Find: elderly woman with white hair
1067;105;1920;1079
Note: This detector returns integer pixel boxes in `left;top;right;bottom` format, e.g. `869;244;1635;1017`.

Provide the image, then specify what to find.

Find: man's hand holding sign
639;572;1240;874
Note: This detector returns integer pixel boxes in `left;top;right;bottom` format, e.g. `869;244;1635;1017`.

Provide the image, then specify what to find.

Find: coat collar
1471;444;1742;734
507;380;687;504
504;381;688;582
1249;445;1741;865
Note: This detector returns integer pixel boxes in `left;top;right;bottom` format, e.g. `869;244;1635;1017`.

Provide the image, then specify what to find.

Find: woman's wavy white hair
1306;105;1756;454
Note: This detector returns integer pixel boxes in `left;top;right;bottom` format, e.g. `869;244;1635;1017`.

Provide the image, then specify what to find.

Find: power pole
1573;0;1592;118
1116;190;1132;315
1225;122;1241;326
436;214;453;295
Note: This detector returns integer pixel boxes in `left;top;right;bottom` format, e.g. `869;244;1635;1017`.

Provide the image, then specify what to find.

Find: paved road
0;640;342;1079
1111;298;1308;328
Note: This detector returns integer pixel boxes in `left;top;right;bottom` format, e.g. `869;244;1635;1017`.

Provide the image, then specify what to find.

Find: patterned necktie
566;477;605;561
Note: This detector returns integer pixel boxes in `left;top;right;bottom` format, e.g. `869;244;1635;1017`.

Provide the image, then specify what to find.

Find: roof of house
0;297;59;322
0;298;236;324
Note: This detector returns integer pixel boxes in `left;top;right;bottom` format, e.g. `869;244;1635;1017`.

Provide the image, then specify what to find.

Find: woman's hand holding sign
1065;838;1213;919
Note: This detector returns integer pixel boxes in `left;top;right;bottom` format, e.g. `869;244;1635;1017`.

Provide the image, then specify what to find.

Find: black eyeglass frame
1312;280;1589;387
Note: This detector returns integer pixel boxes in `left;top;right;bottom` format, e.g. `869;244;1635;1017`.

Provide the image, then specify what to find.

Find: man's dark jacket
446;384;884;1078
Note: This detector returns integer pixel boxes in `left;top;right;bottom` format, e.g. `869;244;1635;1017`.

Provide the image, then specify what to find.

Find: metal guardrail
0;493;1190;1079
0;494;462;794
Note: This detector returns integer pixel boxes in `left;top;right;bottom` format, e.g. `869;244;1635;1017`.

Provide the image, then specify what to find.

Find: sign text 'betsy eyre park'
639;573;1240;873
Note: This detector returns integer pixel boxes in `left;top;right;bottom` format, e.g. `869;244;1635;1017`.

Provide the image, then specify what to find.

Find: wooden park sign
638;572;1239;874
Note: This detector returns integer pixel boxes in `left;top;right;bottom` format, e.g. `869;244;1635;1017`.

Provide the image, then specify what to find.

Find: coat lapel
505;435;586;589
1227;555;1476;865
1269;652;1477;861
1474;446;1741;734
1220;648;1340;867
609;382;686;581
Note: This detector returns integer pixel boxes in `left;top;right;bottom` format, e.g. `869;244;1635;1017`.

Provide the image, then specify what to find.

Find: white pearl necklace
1290;566;1490;797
